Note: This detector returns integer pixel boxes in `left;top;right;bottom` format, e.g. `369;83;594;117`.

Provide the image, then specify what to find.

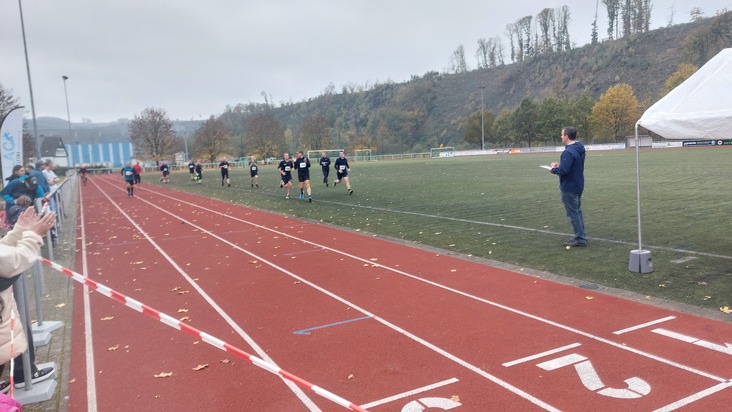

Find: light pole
18;0;42;161
62;75;74;165
479;82;485;151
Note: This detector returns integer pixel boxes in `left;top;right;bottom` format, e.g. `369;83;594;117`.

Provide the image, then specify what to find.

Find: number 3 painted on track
402;397;461;411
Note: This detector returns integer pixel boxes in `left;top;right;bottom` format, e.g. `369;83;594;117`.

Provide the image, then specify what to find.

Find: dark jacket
552;141;585;193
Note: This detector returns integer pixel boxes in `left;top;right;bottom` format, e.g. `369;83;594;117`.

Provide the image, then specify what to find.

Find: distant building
40;136;70;167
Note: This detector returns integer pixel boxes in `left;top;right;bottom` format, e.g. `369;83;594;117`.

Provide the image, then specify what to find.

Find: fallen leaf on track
721;306;732;314
56;303;66;308
451;395;461;402
100;316;114;321
108;345;119;351
347;374;355;380
585;296;594;300
179;316;191;322
178;309;188;313
192;364;208;371
154;372;173;378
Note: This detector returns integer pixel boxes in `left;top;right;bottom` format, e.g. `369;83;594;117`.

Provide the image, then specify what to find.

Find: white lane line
503;343;582;367
360;378;459;409
90;181;322;411
142;187;729;385
653;381;732;411
82;176;98;412
613;316;677;335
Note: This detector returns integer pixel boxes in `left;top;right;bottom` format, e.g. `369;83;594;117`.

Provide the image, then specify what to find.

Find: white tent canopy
638;48;732;140
630;48;732;272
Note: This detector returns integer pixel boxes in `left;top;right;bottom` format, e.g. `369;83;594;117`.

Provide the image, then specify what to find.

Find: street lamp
18;0;42;161
62;75;74;165
479;82;485;151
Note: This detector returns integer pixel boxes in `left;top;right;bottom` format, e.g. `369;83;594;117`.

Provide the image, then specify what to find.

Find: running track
63;174;732;411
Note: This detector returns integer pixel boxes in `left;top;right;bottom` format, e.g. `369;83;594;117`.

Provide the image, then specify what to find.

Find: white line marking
88;180;322;411
360;378;459;409
503;343;582;367
652;381;732;411
80;177;98;412
613;316;677;335
652;328;697;343
537;354;588;370
670;256;697;264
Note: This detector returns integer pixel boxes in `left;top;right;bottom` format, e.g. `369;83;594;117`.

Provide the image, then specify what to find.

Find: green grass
156;149;732;314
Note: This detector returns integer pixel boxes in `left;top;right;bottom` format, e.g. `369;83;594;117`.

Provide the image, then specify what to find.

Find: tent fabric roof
638;48;732;140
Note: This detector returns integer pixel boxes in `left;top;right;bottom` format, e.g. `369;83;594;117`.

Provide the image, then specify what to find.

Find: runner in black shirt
159;163;170;184
188;160;196;181
333;151;353;195
219;157;231;187
277;153;294;199
319;152;331;187
293;151;312;202
248;157;259;188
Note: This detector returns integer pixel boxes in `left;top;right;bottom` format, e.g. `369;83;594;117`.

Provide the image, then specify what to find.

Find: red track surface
65;175;732;411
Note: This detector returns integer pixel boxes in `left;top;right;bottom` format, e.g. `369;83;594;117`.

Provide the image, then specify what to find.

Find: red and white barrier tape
40;257;367;412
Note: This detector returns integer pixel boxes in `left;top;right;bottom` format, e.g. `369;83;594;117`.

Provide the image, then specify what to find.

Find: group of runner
121;152;352;202
278;150;353;202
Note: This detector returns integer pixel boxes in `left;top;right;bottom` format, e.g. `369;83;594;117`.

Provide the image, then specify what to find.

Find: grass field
152;148;732;316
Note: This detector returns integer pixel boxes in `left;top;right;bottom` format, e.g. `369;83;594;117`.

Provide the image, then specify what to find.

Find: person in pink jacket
0;207;56;393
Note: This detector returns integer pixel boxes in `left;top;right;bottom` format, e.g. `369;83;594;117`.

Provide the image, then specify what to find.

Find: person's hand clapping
15;207;56;236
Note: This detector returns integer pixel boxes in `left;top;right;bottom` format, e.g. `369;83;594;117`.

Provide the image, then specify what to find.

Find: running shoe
286;195;290;199
308;196;312;202
348;189;354;195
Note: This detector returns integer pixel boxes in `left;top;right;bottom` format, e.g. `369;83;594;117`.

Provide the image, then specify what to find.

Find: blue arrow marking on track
293;315;372;335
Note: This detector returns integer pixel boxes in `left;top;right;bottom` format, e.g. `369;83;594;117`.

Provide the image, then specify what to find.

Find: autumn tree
298;114;333;151
245;112;284;159
192;116;232;163
555;5;572;51
663;63;698;95
463;110;496;149
493;109;515;148
128;107;178;163
589;83;641;142
512;98;539;147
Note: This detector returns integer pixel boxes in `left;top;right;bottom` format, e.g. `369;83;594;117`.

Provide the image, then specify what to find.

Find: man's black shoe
562;239;587;247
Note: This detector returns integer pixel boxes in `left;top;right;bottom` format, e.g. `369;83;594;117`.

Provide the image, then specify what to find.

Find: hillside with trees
209;10;730;160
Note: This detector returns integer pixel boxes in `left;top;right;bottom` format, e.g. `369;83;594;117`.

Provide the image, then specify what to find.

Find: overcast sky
1;1;728;123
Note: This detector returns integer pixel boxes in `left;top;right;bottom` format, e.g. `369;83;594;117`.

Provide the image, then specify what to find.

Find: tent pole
629;122;653;273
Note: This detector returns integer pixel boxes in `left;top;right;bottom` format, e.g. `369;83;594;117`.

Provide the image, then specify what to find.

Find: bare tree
449;44;468;73
128;107;178;164
689;7;704;22
556;6;572;51
476;38;490;69
505;23;516;62
518;16;534;58
192;116;232;163
495;36;506;65
603;0;620;40
0;83;20;120
537;8;556;53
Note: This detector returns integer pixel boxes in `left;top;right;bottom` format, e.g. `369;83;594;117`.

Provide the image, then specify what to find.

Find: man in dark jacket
550;126;587;247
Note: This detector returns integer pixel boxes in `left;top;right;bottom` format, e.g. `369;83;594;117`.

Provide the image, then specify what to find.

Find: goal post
430;147;456;158
353;149;374;161
306;149;344;163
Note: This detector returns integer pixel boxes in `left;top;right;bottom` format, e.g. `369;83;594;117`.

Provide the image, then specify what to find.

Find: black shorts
250;172;258;178
282;175;292;184
336;171;348;179
162;171;170;176
221;170;229;178
298;172;310;182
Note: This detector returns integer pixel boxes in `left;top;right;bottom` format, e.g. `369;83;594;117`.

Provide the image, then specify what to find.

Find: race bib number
339;165;346;171
221;165;228;169
284;166;291;172
125;171;133;176
299;162;307;168
251;166;257;171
